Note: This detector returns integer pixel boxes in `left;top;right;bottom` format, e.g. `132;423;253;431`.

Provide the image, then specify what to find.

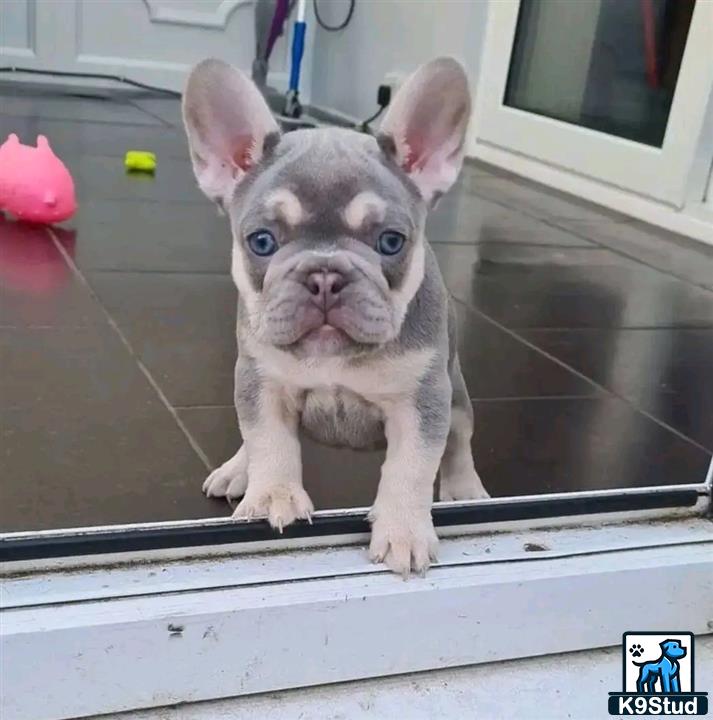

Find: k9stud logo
608;632;708;716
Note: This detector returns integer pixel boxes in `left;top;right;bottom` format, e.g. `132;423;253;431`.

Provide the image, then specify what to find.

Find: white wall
1;0;486;115
309;0;489;121
0;0;292;93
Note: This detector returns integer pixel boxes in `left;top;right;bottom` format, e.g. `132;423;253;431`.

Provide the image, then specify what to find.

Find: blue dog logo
609;632;708;716
633;639;687;694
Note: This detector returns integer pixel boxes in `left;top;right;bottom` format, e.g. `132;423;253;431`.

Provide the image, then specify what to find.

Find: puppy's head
183;58;470;357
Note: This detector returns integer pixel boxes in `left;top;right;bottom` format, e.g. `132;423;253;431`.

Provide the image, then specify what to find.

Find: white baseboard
0;64;290;98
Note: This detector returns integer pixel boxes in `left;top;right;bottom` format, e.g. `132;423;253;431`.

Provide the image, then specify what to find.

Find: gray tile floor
1;85;711;532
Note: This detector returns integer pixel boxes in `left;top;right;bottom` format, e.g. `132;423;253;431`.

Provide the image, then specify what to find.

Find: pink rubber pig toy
0;134;77;224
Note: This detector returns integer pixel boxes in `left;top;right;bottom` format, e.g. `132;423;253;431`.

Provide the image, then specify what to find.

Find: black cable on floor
313;0;355;31
1;61;389;136
0;66;181;97
357;104;386;133
357;84;391;134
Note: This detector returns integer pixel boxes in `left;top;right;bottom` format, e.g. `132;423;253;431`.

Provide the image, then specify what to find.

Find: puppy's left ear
379;57;471;204
183;58;280;205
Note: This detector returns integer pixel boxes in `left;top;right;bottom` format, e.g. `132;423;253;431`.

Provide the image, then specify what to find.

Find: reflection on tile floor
67;200;230;273
0;114;190;161
1;86;711;531
521;328;713;449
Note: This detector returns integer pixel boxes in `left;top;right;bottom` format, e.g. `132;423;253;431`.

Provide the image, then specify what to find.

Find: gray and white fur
183;57;489;576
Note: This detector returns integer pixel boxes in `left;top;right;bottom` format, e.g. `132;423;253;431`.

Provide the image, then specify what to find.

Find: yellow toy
124;150;156;173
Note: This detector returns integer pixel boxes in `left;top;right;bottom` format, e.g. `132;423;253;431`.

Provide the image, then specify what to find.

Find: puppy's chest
253;342;435;397
300;388;385;450
250;344;435;450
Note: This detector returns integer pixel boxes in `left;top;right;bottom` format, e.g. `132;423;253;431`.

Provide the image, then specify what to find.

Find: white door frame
471;0;713;208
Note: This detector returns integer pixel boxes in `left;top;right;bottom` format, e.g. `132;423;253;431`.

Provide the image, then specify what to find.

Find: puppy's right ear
183;59;280;205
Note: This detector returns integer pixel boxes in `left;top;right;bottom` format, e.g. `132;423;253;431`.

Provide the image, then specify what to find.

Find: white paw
202;447;248;499
368;506;439;577
233;484;314;531
439;467;490;501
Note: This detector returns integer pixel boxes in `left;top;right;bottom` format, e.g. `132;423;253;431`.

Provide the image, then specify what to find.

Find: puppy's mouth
260;272;397;352
298;306;356;349
288;321;352;357
304;323;343;339
285;295;389;356
303;323;348;343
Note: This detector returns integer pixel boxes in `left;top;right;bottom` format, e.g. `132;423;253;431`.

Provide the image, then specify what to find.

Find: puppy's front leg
233;360;313;530
369;370;450;577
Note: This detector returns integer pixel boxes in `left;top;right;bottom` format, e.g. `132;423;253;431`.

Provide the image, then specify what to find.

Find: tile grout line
463;182;713;294
514;326;713;332
430;240;595;250
3;109;184;132
451;295;713;455
46;227;213;471
507;325;713;332
173;404;235;411
88;268;230;277
2;111;169;130
464;184;635;227
126;97;178;128
79;196;208;208
470;394;605;403
539;217;713;295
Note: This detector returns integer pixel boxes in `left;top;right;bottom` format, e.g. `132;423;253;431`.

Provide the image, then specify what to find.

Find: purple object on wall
266;0;291;62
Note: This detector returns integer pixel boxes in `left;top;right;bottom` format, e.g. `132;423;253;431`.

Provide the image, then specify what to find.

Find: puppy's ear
183;59;280;205
379;57;471;204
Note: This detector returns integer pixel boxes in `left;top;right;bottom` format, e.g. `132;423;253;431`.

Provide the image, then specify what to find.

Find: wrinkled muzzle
255;249;400;352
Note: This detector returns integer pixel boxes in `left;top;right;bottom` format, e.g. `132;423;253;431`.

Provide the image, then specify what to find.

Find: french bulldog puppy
183;57;489;576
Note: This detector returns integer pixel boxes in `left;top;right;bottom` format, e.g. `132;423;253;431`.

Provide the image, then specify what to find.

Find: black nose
305;270;348;309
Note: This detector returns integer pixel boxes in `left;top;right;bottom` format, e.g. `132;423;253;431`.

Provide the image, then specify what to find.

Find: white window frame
472;0;713;206
469;0;713;244
2;470;711;720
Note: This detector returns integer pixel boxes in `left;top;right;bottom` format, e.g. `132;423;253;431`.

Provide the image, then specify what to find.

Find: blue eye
377;230;406;256
247;230;278;256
